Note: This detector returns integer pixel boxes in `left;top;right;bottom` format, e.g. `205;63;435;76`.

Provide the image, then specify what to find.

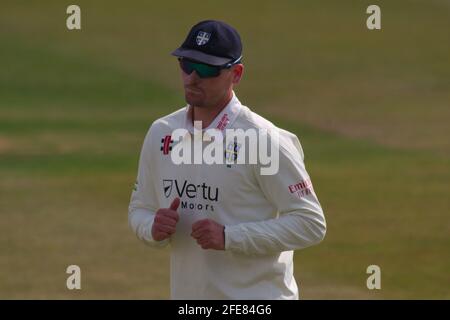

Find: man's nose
186;70;201;82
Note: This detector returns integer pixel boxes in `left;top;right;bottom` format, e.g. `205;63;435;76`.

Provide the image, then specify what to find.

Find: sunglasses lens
179;59;220;78
179;59;194;74
193;62;220;78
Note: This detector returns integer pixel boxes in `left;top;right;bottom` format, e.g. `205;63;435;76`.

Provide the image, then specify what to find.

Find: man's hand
191;219;225;250
151;198;180;241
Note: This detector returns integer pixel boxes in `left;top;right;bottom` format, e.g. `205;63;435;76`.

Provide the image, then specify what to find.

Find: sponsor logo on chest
163;179;218;212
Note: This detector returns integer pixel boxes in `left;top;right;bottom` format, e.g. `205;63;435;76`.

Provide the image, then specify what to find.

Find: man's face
180;61;244;108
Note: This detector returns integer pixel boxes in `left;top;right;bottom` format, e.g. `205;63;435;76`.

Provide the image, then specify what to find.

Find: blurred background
0;0;449;299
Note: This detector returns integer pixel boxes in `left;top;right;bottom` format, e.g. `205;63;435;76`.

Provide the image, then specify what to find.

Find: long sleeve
128;126;169;248
224;129;326;255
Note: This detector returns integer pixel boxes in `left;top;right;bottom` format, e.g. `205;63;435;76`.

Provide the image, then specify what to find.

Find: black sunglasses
178;56;242;78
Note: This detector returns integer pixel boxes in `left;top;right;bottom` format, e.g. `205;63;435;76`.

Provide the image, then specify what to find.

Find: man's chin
185;95;206;107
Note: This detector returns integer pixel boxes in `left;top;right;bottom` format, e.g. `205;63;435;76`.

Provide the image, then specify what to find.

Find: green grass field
1;1;449;299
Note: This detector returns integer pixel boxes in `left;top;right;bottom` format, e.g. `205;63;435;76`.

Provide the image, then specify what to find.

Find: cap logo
196;31;211;46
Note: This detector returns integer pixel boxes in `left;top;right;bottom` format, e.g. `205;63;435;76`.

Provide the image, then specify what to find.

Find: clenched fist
151;198;180;241
191;219;225;250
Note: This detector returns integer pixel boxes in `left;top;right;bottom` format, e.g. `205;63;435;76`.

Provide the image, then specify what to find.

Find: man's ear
232;64;244;84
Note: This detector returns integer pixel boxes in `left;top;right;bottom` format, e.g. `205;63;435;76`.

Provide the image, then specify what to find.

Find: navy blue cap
171;20;242;66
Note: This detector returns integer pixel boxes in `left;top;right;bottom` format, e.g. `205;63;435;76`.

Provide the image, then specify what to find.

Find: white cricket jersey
128;91;326;299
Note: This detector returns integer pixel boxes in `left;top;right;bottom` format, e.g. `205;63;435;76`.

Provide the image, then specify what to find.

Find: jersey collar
184;90;242;136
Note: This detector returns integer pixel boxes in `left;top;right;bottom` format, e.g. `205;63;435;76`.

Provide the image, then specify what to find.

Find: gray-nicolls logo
196;31;211;46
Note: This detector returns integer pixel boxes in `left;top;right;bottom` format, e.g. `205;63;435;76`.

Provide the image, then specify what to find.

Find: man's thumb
169;197;180;211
